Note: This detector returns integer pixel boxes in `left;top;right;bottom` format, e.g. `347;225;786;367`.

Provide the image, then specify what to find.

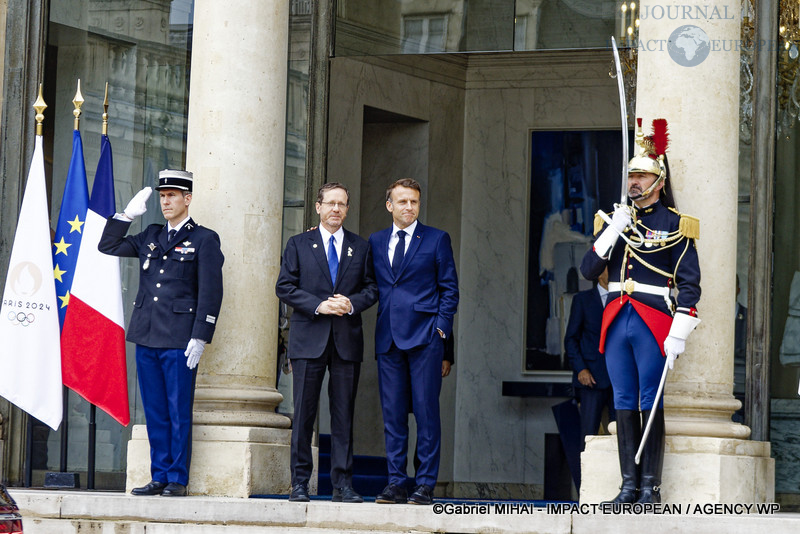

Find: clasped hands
318;294;352;316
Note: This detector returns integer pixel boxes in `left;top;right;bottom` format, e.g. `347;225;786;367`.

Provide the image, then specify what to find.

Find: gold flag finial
33;83;47;136
72;79;84;130
102;82;109;136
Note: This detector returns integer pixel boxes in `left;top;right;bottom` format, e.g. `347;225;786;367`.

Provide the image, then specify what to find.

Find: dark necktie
328;235;338;285
392;230;406;276
168;229;176;242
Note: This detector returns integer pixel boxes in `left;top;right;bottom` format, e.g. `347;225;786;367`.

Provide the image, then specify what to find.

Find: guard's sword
598;37;644;247
635;360;669;465
611;36;628;204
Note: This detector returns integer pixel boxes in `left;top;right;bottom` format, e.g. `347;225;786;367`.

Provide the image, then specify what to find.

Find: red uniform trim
599;295;673;356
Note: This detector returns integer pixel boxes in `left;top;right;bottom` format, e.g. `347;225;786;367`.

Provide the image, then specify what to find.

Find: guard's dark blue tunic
581;200;701;410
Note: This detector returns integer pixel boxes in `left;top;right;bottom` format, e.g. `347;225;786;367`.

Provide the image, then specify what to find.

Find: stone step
10;489;800;534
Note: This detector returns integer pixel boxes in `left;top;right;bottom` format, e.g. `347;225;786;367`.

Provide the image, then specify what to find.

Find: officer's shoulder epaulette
593;211;610;236
668;207;700;239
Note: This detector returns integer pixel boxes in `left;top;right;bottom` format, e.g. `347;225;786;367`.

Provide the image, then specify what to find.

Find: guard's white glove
610;204;632;232
663;312;702;370
593;204;632;258
184;338;206;369
123;187;153;219
663;336;684;370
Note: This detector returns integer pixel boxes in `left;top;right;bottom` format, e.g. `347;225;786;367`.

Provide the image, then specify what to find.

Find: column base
125;424;317;498
580;435;775;503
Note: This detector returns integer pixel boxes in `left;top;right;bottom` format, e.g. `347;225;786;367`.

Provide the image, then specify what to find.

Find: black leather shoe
332;485;363;503
408;484;433;505
161;482;187;497
375;483;407;504
131;480;166;496
289;484;310;502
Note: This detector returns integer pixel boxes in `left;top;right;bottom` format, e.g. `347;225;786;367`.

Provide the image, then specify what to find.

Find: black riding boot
603;409;641;504
636;408;665;504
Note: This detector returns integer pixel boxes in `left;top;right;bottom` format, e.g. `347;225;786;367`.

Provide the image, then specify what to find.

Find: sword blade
612;36;629;204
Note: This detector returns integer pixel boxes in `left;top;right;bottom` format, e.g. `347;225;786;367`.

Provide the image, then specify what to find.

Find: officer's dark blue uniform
581;199;700;411
580;117;701;505
99;171;223;495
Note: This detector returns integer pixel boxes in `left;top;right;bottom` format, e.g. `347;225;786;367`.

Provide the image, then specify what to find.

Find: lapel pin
147;242;156;251
183;241;191;246
347;247;353;257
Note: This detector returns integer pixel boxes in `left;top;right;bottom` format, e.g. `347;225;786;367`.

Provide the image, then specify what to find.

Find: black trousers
290;337;360;488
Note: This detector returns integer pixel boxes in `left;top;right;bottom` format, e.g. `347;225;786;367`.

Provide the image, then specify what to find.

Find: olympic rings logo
7;311;35;326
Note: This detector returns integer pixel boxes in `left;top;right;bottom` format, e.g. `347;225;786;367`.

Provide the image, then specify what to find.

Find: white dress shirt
319;225;344;262
388;220;417;266
598;284;609;307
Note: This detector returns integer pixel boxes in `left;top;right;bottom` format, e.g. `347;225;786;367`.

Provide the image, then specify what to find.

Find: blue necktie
392;230;406;276
328;235;338;285
168;229;176;242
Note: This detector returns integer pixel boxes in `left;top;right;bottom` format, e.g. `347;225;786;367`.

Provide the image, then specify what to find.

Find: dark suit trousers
576;386;615;450
378;338;444;488
291;337;360;488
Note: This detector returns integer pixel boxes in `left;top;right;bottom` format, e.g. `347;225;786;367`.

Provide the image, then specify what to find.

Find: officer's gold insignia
624;279;635;295
147;243;156;251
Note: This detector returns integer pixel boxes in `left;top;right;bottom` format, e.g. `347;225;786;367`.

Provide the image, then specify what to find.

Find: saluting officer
581;119;701;505
99;169;224;497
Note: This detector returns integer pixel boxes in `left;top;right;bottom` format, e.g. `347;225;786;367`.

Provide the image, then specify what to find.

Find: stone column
125;0;296;498
581;0;774;503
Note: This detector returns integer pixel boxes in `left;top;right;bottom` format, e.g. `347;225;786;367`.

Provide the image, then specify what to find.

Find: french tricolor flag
61;134;130;426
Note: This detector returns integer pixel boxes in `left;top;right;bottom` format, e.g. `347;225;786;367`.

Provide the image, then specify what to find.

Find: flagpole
54;80;85;487
35;84;56;484
36;83;59;487
86;82;110;492
31;84;47;486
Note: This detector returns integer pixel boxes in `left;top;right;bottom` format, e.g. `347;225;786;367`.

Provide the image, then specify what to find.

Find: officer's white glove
610;204;632;232
123;187;153;220
593;204;632;258
184;338;206;369
663;312;702;370
663;336;684;370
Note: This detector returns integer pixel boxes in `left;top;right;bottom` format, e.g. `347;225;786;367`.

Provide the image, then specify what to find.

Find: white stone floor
9;489;800;534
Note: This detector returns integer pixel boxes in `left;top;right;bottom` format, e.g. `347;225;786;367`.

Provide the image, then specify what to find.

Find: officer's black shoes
161;482;187;497
375;483;408;504
289;483;310;502
408;484;434;505
332;485;363;503
131;480;166;496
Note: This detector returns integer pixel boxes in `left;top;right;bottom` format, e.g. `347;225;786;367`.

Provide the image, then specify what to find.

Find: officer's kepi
155;169;193;192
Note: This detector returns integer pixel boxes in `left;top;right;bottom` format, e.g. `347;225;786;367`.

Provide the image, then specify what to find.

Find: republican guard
581;119;701;504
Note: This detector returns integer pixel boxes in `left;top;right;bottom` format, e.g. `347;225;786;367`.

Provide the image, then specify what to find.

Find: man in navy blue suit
276;183;378;503
564;268;615;455
369;178;459;506
99;169;224;497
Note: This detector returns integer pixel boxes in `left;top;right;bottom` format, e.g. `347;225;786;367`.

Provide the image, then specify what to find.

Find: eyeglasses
319;201;348;209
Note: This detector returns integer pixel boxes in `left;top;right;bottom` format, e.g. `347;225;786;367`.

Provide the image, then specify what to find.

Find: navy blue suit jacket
275;228;378;362
564;287;611;390
99;217;224;349
369;222;459;353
